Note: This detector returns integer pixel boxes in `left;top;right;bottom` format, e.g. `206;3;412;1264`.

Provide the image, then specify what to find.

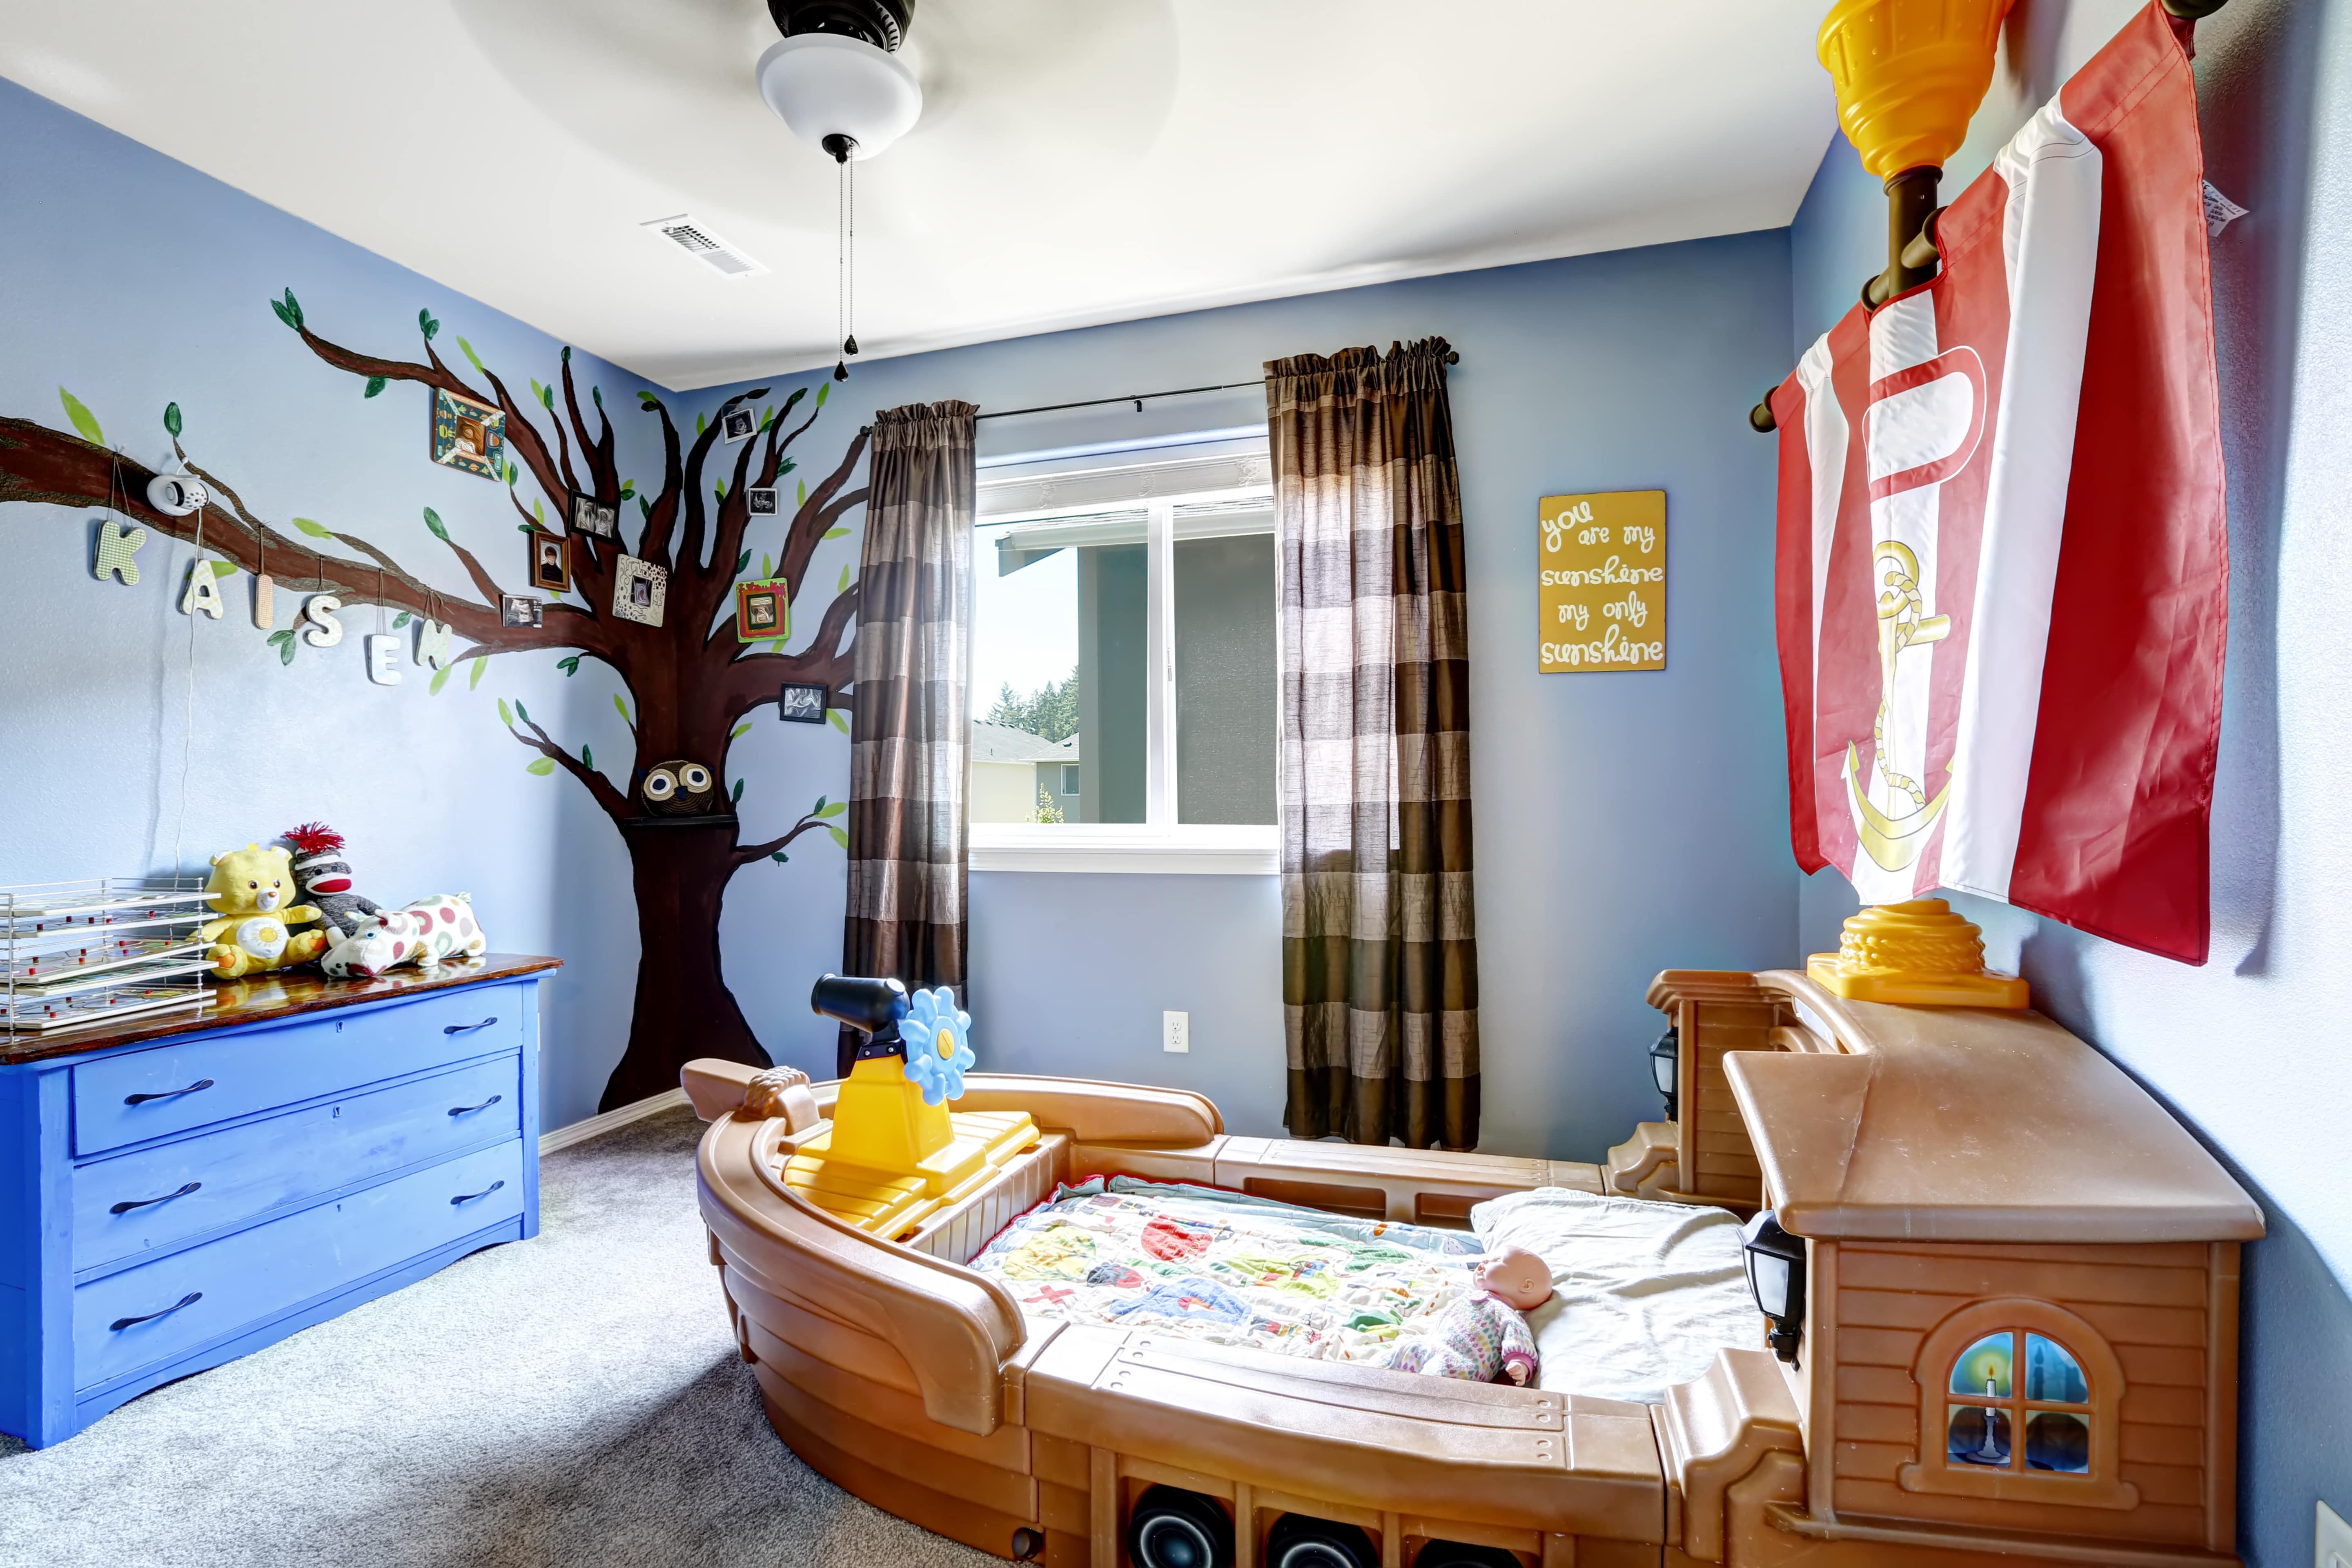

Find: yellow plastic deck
786;1107;1041;1240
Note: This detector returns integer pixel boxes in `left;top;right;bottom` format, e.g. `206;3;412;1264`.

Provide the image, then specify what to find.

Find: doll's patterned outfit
1381;1289;1539;1384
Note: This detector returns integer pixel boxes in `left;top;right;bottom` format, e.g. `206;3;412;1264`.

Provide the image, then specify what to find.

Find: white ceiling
0;1;1838;390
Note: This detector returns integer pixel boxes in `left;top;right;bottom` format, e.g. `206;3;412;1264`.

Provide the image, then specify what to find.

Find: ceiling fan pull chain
844;156;858;360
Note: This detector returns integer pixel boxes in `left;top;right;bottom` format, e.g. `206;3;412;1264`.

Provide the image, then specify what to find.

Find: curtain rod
973;350;1462;422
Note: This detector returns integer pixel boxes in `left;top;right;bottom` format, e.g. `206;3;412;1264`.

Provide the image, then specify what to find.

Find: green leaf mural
429;663;455;695
557;655;581;677
267;628;298;666
423;507;449;541
730;721;752;740
731;778;746;804
292;517;334;539
419;308;440;340
582;744;594;770
204;559;236;579
615;693;632;726
468;657;488;690
815;382;829;408
526;756;556;776
619;479;635;500
827;708;849;733
457;336;485;373
824;528;850;541
695;412;707;437
392;611;412;629
813;795;828;814
771;852;790;864
57;389;103;447
734;548;751;577
497;698;514;727
837;563;851;593
515;699;531;724
828;825;849;850
364;376;387;399
163;402;183;437
818;800;846;818
797;480;808;507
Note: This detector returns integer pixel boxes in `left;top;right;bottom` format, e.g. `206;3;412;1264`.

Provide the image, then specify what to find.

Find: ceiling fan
755;0;924;163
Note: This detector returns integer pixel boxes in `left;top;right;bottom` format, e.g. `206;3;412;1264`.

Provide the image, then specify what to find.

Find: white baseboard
539;1087;690;1155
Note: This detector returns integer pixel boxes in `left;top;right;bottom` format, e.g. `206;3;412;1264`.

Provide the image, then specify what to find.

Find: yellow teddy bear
196;844;332;979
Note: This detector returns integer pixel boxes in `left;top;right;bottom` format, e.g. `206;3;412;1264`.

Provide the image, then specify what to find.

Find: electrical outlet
1162;1011;1189;1054
2320;1499;2352;1568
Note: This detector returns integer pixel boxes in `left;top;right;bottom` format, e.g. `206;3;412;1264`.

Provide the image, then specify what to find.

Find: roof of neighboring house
971;721;1079;765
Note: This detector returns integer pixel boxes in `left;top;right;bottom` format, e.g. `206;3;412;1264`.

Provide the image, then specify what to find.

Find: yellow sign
1539;490;1666;673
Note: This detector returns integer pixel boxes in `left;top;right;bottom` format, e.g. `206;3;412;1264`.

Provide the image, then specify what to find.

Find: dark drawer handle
110;1181;202;1215
450;1179;507;1205
447;1094;504;1117
124;1078;216;1106
442;1017;499;1036
111;1292;202;1332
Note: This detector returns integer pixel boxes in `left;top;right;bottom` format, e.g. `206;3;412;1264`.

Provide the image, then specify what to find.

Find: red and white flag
1771;2;2229;964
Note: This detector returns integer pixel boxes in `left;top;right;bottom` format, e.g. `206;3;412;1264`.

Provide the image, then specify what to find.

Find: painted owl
640;758;720;815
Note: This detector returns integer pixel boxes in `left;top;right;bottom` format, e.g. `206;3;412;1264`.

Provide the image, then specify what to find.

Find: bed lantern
1739;1209;1807;1363
1648;1025;1679;1120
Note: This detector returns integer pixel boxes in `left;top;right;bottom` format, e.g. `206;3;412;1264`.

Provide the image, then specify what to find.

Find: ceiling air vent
641;214;768;280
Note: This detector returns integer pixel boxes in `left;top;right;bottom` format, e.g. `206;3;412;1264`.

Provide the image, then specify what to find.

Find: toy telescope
811;973;909;1063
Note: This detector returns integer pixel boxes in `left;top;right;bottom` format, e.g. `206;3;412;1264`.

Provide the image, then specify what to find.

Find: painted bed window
1944;1330;2092;1474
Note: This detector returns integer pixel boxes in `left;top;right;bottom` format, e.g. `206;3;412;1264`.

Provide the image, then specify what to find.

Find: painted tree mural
0;292;869;1109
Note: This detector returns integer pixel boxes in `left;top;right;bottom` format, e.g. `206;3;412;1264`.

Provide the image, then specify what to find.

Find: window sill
969;824;1277;875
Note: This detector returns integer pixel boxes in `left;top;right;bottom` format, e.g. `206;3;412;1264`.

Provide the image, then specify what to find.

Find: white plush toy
320;893;487;979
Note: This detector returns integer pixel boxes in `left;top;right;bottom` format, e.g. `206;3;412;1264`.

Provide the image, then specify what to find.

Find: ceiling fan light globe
755;34;922;160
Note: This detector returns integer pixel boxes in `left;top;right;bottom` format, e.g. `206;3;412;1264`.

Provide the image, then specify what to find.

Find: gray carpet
0;1107;996;1568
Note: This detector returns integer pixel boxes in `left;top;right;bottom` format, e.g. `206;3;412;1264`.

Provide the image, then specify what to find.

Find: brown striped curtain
841;400;976;1077
1268;339;1478;1149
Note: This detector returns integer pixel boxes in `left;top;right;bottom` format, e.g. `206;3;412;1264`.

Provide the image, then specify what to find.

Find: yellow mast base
1806;898;2029;1008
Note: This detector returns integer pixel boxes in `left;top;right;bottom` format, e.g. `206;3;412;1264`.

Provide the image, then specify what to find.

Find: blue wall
0;76;873;1133
1785;2;2352;1559
687;229;1801;1158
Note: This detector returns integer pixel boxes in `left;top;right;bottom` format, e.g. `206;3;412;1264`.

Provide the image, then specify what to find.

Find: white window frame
969;433;1278;875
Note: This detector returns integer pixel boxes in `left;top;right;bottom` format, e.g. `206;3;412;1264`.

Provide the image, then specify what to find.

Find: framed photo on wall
431;388;506;480
500;593;543;629
569;492;618;541
777;682;827;724
746;486;778;516
722;406;757;443
528;529;571;593
735;577;789;642
612;554;667;627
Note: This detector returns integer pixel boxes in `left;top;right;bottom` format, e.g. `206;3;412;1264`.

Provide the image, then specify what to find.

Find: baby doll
1380;1244;1553;1386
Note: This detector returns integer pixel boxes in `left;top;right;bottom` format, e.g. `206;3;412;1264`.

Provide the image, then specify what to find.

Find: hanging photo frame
431;387;506;480
777;682;828;724
735;578;789;642
569;491;618;541
722;406;757;444
612;555;667;627
746;486;779;516
500;593;544;629
528;529;571;593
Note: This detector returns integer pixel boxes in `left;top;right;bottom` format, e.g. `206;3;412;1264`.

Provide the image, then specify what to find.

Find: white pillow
1471;1186;1763;1403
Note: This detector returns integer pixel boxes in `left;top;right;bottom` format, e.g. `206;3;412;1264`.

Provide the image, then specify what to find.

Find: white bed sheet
1471;1186;1763;1403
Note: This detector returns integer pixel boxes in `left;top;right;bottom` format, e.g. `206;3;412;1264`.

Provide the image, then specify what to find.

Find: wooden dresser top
0;953;562;1066
1725;969;2263;1246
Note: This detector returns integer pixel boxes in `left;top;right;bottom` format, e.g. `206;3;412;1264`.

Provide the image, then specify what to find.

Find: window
1944;1330;2091;1474
1898;1298;2137;1510
969;430;1278;873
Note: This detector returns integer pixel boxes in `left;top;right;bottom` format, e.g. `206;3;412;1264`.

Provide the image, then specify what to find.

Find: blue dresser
0;953;557;1447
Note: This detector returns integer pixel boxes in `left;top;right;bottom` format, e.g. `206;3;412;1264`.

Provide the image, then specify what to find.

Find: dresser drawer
74;1139;524;1390
74;1053;521;1271
72;983;523;1154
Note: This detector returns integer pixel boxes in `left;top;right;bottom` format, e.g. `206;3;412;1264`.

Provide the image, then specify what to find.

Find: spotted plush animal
320;893;487;979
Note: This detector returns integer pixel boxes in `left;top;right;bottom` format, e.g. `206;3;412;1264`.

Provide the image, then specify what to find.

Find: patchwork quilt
970;1176;1485;1363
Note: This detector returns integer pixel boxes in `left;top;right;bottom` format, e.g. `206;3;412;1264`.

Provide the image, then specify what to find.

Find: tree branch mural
0;292;869;1109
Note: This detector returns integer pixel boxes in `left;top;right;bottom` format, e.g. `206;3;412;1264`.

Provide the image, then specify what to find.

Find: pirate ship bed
685;968;2261;1568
